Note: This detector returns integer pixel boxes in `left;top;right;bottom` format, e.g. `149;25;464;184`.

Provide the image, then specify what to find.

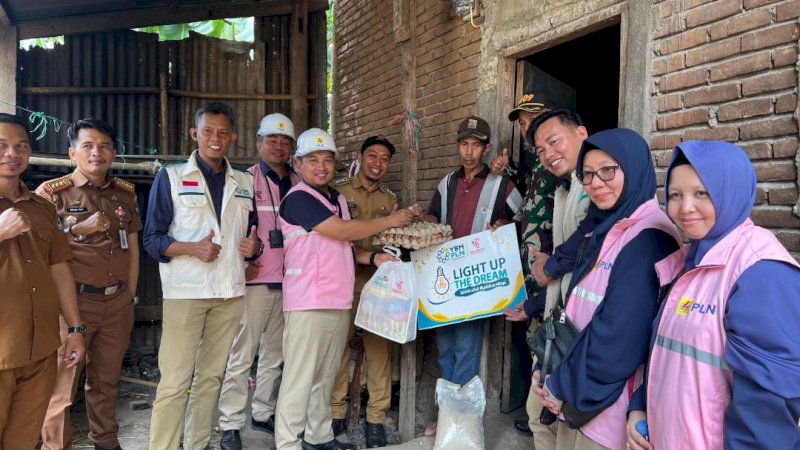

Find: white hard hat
296;128;337;157
257;113;295;140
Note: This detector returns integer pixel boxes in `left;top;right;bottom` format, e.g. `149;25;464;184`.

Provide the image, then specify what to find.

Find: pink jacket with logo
279;182;354;311
248;163;300;285
563;200;680;450
647;219;799;450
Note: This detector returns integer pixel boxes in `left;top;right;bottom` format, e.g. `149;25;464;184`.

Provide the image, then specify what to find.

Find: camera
269;229;284;249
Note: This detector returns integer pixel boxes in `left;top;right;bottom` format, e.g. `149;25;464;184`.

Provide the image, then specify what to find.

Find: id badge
119;228;129;249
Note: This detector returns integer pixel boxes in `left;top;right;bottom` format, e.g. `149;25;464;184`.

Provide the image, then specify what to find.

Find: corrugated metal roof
3;0;277;24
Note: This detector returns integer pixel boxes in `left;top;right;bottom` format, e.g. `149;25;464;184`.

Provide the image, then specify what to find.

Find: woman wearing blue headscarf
533;128;681;450
625;141;800;450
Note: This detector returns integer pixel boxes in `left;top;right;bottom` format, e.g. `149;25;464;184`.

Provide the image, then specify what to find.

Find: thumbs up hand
490;148;510;174
238;225;260;258
194;229;222;262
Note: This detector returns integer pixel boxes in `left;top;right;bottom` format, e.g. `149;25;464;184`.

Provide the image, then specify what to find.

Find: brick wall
333;0;481;206
650;0;800;254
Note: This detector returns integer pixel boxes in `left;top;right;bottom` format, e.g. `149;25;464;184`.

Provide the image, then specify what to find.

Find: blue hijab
572;128;656;280
665;141;756;269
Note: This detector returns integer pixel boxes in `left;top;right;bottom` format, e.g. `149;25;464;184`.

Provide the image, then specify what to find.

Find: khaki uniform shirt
0;182;72;370
332;176;397;293
36;170;142;287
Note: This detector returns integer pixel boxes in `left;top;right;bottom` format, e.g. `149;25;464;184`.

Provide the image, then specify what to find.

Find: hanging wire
388;108;422;157
0;99;161;159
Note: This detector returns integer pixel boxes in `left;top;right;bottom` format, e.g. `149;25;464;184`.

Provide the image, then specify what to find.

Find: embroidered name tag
234;188;252;198
66;207;88;213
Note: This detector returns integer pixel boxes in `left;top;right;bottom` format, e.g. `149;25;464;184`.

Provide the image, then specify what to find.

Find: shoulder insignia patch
379;184;397;199
114;178;136;194
331;176;351;187
45;176;73;194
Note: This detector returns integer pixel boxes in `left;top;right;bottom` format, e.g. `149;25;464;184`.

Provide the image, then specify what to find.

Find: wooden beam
160;72;170;157
20;86;317;101
0;25;16;114
17;0;328;40
290;0;309;131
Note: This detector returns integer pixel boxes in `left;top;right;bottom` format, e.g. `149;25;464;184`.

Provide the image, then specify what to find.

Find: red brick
652;148;673;167
683;83;741;107
744;0;782;8
682;125;739;141
774;45;798;67
741;23;800;52
756;187;769;204
776;93;797;114
657;108;709;130
742;68;797;95
776;230;800;252
739;141;773;159
652;54;686;76
709;52;772;82
773;137;799;157
659;67;709;92
657;28;709;55
751;206;800;228
769;186;799;205
650;133;683;150
655;14;684;39
686;0;717;9
754;160;797;181
718;97;774;121
686;0;742;28
709;9;772;40
685;37;741;67
739;115;798;139
776;0;800;21
657;93;683;112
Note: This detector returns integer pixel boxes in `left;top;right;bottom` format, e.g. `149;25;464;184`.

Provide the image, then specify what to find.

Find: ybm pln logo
436;243;466;264
676;296;717;316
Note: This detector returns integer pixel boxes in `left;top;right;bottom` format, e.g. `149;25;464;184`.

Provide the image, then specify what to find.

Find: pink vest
248;164;300;284
564;200;681;450
279;182;355;311
647;219;799;450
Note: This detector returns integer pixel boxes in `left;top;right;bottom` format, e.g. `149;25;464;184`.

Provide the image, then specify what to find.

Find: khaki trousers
330;294;391;424
526;384;559;450
148;297;244;450
275;309;350;450
41;290;134;450
554;422;612;450
218;286;284;430
0;355;57;450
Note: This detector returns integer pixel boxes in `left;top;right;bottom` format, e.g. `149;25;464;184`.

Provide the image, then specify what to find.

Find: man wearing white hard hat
218;113;300;450
275;129;414;450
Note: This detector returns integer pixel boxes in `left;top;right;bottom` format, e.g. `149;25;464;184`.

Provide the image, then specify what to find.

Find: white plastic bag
433;376;486;450
355;256;417;344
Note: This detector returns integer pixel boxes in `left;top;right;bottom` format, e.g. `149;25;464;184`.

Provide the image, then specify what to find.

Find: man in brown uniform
0;113;85;449
37;119;141;450
330;136;419;448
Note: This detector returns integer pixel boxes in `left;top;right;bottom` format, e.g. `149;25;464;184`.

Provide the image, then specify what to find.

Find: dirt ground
64;380;531;450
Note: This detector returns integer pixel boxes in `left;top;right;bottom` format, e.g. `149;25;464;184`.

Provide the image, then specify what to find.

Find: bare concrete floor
65;381;531;450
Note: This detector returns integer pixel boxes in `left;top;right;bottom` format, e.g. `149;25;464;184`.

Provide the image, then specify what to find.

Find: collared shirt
428;164;517;239
35;169;142;287
259;160;295;199
334;175;397;292
279;182;343;231
0;182;72;369
143;153;258;263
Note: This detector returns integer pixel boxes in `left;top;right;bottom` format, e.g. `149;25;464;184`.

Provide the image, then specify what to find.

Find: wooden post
291;0;309;131
159;72;170;156
394;0;417;443
0;24;17;115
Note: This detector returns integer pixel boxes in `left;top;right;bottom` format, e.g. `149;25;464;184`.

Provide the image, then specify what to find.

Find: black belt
76;282;123;296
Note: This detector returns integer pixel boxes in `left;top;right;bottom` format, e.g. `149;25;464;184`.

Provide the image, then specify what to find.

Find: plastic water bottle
635;420;649;441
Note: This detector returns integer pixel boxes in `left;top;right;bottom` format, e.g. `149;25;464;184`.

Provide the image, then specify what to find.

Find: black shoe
95;446;123;450
331;417;348;436
301;439;357;450
514;414;533;436
365;422;387;448
219;430;242;450
251;415;275;434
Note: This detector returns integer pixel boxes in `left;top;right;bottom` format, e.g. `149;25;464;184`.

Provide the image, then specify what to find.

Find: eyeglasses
577;164;620;185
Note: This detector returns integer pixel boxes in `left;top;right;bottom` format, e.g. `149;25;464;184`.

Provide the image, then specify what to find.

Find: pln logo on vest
675;296;717;316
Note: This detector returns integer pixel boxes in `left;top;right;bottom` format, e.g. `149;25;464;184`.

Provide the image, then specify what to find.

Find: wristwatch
67;324;87;335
